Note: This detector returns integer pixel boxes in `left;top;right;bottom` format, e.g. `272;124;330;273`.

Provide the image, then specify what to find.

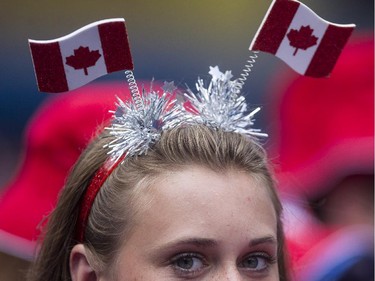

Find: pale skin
70;166;279;280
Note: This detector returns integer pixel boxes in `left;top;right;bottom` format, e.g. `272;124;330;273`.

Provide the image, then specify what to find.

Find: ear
70;244;98;281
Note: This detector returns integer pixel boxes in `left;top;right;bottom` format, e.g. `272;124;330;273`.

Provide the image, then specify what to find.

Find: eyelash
238;252;277;273
169;251;277;277
169;252;208;277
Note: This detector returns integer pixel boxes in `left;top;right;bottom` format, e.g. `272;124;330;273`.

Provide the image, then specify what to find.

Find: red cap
266;34;374;198
0;82;133;259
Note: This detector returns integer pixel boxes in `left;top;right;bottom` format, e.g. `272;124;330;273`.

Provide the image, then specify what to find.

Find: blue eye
170;253;207;275
239;253;275;271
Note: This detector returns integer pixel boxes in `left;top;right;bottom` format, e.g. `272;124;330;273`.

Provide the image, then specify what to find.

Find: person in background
266;35;374;281
0;82;138;281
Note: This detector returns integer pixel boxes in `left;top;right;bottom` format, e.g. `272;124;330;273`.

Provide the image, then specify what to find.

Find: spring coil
235;51;259;93
125;70;143;112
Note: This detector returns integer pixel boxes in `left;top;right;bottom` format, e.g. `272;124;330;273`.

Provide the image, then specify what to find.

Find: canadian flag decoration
29;18;133;93
250;0;355;77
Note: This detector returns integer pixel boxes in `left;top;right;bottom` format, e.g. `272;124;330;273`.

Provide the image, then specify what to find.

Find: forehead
135;166;277;241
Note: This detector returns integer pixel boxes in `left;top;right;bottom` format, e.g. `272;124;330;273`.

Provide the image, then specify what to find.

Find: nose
213;265;243;281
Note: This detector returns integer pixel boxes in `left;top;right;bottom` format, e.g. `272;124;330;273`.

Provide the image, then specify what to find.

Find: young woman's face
115;166;279;280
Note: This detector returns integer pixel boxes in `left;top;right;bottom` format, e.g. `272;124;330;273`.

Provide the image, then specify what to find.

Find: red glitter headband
75;155;125;242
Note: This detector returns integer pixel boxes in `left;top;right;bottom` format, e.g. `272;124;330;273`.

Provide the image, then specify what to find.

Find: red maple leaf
287;25;318;56
65;46;101;75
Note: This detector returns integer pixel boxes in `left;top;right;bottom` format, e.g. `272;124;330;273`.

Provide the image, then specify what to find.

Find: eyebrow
160;238;219;249
149;238;218;262
155;235;277;252
149;235;278;264
249;236;277;247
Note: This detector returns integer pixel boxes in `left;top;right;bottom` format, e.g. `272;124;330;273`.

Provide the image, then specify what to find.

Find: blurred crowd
267;34;374;281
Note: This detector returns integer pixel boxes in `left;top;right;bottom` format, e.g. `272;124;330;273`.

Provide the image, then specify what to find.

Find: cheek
265;266;280;281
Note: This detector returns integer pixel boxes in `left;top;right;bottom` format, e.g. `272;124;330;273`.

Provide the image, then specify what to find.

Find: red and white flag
250;0;355;77
29;18;133;93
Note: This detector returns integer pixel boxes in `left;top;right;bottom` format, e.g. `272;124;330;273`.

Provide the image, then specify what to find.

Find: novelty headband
28;0;355;242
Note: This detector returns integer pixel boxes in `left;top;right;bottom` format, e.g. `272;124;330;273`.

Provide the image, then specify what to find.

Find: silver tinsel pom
105;85;192;161
184;66;267;138
105;67;266;162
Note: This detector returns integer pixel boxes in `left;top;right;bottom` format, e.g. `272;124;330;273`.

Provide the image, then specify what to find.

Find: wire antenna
125;70;143;112
235;51;259;93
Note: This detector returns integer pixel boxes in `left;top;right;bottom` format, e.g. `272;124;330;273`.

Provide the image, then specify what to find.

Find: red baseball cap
0;82;134;259
266;34;374;198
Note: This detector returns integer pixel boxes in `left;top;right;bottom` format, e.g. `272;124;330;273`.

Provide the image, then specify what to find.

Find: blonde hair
28;124;288;281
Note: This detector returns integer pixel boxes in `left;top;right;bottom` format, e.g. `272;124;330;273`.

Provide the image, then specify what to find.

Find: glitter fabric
104;86;193;162
184;66;267;138
106;67;266;163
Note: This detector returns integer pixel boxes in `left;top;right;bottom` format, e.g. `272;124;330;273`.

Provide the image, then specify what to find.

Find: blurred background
0;0;373;280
